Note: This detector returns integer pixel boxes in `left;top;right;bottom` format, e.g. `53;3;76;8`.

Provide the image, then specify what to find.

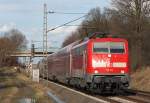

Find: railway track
93;90;150;103
120;89;150;103
42;78;150;103
128;89;150;98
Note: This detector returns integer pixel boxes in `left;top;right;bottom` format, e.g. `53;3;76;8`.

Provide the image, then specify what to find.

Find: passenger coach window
110;42;125;53
93;42;108;53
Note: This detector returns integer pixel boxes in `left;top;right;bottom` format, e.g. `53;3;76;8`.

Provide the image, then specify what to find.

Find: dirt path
0;67;54;103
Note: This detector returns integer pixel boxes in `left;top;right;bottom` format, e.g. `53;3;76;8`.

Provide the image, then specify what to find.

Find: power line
32;40;51;43
46;14;88;32
64;25;97;29
48;11;86;14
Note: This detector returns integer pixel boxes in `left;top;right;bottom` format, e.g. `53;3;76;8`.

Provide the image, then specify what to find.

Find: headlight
94;70;98;74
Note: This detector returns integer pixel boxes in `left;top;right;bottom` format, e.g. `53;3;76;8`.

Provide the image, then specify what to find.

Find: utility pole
43;3;48;83
42;4;88;82
43;3;48;57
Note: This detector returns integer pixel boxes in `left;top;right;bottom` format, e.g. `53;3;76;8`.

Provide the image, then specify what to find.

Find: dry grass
0;67;54;103
131;67;150;92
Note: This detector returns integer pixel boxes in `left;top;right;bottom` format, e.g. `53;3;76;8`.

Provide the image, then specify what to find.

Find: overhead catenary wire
46;14;88;33
64;25;97;29
32;40;51;43
48;11;87;15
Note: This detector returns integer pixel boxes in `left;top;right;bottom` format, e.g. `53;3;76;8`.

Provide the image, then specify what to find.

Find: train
38;32;130;93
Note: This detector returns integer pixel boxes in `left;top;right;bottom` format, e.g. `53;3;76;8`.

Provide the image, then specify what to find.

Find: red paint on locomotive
46;36;130;92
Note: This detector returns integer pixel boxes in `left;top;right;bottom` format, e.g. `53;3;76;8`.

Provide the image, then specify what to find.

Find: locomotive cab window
110;42;125;53
93;42;125;53
93;42;109;53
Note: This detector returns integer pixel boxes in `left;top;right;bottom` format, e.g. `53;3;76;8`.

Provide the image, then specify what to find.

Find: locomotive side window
110;42;125;53
93;42;109;53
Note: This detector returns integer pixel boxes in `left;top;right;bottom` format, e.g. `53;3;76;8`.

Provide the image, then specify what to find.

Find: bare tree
62;7;110;47
111;0;150;68
82;7;110;35
5;29;27;51
112;0;150;32
62;31;80;47
0;29;27;67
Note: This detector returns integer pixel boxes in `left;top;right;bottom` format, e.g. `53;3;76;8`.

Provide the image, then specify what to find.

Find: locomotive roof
47;34;127;58
90;37;127;42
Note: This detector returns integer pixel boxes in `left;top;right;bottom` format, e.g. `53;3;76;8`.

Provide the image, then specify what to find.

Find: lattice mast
43;4;48;80
43;3;48;57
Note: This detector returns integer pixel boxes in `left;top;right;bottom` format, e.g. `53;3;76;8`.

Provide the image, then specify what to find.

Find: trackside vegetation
0;29;27;67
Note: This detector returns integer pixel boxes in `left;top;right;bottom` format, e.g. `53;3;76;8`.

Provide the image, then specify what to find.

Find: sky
0;0;111;50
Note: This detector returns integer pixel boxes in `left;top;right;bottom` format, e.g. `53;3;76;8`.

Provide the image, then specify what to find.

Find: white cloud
0;22;16;32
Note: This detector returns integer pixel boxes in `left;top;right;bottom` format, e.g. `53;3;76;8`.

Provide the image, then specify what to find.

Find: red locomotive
41;32;130;93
